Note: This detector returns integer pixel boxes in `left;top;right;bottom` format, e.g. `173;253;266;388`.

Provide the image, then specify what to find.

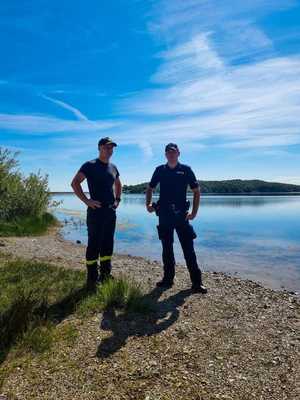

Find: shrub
0;147;51;222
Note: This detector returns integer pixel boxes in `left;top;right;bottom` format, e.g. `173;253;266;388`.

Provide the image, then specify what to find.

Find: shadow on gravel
96;287;193;358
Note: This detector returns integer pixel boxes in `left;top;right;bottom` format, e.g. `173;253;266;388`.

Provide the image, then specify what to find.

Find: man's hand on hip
146;204;155;213
86;199;102;209
186;212;196;221
113;200;121;209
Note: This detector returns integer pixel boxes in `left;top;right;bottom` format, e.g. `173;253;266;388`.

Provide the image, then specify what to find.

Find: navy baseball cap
165;143;179;152
98;137;117;147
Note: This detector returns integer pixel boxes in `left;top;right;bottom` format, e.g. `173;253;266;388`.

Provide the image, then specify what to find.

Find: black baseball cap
98;137;117;147
165;143;179;152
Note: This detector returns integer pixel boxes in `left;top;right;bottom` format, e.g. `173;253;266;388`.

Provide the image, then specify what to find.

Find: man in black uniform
146;143;207;294
71;137;122;291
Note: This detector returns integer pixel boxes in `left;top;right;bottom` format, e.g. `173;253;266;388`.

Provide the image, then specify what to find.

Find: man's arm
146;167;160;212
71;172;101;209
114;177;122;208
186;186;200;220
146;185;155;212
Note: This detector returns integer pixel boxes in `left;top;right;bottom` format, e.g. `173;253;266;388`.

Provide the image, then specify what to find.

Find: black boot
99;262;113;283
156;277;174;288
191;283;208;294
86;264;99;292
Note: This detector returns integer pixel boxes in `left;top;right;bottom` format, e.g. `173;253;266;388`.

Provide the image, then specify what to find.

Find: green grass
78;276;155;316
0;258;86;363
0;212;58;236
0;258;154;364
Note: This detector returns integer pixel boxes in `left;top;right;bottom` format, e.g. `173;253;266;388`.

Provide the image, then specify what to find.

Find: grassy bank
1;147;57;237
0;256;152;374
0;212;57;237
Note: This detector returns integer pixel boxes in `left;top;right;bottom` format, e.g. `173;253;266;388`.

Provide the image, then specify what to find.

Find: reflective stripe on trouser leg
99;256;112;262
86;259;98;266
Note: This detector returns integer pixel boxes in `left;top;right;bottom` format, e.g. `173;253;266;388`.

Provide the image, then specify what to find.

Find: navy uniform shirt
79;159;119;205
149;163;199;209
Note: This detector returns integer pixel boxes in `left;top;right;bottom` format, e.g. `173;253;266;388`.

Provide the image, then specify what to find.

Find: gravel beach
0;227;299;400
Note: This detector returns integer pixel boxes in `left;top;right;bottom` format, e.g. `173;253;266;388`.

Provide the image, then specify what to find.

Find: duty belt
153;200;190;216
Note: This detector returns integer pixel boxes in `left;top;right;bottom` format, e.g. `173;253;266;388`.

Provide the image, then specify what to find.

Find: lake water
51;193;300;292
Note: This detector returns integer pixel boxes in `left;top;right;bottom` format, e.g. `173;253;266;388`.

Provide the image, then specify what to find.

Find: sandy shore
0;227;299;399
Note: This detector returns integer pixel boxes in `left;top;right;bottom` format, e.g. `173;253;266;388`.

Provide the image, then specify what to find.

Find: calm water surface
51;194;300;292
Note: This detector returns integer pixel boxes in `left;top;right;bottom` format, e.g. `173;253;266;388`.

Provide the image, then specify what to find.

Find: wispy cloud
117;1;300;150
0;113;120;134
150;0;295;54
2;0;300;157
41;94;89;121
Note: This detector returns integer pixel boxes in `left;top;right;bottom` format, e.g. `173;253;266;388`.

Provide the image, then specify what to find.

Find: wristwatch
116;197;121;202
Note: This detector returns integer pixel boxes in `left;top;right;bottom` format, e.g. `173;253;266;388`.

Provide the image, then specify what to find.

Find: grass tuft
19;321;55;354
78;276;155;315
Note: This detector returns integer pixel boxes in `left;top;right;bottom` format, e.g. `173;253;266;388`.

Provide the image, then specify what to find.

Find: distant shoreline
51;178;300;195
50;192;300;196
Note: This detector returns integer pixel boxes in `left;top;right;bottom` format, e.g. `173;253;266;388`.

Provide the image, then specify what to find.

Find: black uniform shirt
79;159;119;205
149;163;199;209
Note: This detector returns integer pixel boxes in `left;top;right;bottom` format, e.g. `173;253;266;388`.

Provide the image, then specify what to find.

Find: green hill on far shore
122;179;300;194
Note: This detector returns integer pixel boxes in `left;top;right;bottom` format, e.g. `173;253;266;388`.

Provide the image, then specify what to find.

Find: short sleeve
149;167;160;189
115;166;120;179
78;162;90;178
187;167;199;189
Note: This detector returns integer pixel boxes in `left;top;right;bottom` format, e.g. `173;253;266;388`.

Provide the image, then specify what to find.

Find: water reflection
51;194;300;292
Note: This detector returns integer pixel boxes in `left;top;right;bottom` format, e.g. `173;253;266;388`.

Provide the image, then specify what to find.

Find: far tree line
122;179;300;194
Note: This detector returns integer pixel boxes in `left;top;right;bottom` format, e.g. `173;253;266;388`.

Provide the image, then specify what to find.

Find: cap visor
166;147;177;151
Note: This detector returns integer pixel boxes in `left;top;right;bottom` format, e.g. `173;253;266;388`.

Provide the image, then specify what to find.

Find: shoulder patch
88;159;97;164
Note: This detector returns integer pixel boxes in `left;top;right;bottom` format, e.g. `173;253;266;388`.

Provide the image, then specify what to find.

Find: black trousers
86;207;116;275
157;210;202;285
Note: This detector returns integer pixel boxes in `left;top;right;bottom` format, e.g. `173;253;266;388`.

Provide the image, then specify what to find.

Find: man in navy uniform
71;137;122;291
146;143;207;294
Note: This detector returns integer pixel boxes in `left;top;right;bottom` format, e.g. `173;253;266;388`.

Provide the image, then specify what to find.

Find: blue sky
1;0;300;190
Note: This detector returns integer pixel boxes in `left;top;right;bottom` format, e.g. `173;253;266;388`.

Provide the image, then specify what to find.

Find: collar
166;162;180;171
97;158;109;166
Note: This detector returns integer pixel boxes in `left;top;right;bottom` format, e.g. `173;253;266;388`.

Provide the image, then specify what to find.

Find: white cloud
138;140;153;159
119;29;300;150
152;33;224;84
0;113;120;134
41;94;89;121
2;0;300;159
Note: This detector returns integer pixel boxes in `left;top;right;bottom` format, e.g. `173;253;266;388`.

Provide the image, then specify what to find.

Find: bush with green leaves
0;147;51;221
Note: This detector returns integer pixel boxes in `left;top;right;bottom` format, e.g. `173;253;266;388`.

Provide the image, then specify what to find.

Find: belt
88;203;115;210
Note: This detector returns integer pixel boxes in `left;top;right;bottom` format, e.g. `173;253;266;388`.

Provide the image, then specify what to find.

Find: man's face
165;149;180;163
100;143;114;158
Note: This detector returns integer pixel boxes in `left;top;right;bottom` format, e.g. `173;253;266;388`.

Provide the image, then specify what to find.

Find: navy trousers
157;209;202;285
86;207;116;275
